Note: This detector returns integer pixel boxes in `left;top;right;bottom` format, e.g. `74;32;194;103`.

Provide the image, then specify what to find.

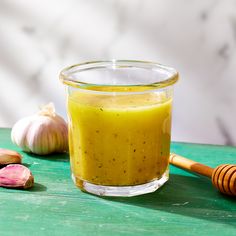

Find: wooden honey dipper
169;153;236;197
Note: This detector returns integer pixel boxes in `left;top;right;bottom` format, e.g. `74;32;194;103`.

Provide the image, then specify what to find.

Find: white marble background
0;0;236;145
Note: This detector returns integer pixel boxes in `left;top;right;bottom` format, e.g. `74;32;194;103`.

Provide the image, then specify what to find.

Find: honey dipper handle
169;153;214;178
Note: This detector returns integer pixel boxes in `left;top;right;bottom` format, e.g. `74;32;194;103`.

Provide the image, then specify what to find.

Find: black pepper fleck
133;149;136;152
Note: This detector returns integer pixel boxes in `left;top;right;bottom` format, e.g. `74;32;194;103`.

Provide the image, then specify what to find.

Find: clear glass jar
60;60;178;197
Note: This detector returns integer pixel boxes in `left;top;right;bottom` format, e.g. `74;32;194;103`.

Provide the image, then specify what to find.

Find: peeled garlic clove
0;164;34;189
0;148;22;165
11;103;68;155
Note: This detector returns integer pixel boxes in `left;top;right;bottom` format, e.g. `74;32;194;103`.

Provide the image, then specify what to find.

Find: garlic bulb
11;103;68;155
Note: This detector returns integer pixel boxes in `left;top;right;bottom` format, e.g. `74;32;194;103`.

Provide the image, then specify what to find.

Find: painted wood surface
0;128;235;236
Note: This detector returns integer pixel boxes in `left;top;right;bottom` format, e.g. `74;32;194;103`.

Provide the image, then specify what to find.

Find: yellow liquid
68;89;172;186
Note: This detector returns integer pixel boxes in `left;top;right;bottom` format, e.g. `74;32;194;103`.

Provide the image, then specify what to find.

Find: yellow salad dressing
67;87;172;186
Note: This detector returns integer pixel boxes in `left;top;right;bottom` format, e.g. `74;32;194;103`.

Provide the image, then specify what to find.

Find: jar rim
59;60;179;92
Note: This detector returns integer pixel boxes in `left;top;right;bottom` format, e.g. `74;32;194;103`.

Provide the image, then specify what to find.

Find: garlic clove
0;148;22;165
11;103;68;155
0;164;34;189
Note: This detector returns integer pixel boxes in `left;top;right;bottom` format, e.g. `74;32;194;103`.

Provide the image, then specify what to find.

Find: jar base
72;169;169;197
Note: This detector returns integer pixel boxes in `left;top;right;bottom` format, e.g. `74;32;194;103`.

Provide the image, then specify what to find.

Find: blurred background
0;0;236;145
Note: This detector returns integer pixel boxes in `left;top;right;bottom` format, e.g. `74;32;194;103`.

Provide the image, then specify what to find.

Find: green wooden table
0;128;235;236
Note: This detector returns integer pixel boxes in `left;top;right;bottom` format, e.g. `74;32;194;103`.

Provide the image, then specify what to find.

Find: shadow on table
25;152;69;162
30;183;47;192
102;174;236;227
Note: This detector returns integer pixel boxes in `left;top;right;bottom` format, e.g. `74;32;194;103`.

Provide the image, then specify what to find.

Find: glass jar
60;60;178;197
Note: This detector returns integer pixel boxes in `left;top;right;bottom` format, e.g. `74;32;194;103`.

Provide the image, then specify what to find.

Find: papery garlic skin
11;116;33;153
0;164;34;189
0;148;22;165
11;103;68;155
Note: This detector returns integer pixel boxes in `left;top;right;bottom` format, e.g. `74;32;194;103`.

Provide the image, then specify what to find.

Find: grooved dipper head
212;164;236;196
